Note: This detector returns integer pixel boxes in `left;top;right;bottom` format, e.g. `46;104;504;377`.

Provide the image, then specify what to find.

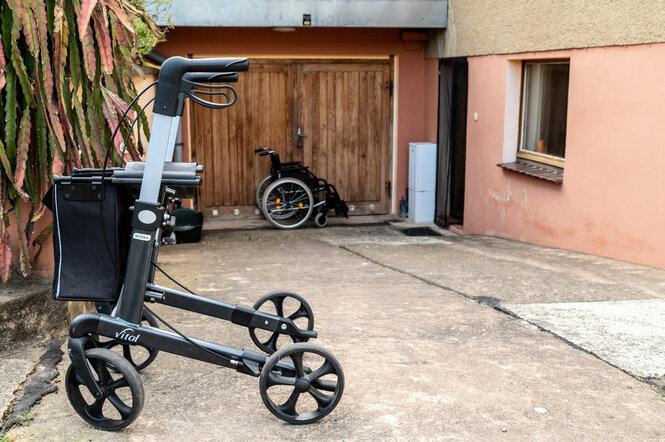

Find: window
518;61;570;168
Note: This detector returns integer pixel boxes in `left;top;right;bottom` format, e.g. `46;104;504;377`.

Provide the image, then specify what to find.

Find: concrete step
0;277;68;353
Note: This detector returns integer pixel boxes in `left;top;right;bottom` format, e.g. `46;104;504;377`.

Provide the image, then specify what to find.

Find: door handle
297;127;308;148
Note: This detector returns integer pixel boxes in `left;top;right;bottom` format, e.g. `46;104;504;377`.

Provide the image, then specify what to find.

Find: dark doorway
435;58;468;227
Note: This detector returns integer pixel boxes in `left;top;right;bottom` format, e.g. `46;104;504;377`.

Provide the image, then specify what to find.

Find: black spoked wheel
262;178;314;229
255;174;272;214
249;292;315;354
259;343;344;424
98;310;159;372
65;348;144;431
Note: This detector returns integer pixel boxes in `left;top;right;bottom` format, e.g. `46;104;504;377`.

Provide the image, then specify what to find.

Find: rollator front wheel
259;343;344;424
65;348;144;431
249;292;315;354
262;177;313;229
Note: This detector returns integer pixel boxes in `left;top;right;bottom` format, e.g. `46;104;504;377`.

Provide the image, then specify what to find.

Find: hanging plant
0;0;166;282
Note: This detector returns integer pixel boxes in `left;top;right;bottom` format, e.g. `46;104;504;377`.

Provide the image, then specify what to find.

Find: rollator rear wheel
249;292;315;354
255;174;271;214
262;177;313;229
259;343;344;424
65;348;144;431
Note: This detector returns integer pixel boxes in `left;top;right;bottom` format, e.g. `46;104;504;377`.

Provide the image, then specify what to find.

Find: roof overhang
151;0;447;29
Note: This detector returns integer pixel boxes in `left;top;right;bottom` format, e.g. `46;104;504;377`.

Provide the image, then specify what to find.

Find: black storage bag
44;182;134;302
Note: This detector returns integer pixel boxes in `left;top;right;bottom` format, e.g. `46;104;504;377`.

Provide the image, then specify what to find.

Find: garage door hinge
386;180;391;198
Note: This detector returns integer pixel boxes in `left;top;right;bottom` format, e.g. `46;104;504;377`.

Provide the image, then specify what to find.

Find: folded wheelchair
45;57;344;431
254;148;349;229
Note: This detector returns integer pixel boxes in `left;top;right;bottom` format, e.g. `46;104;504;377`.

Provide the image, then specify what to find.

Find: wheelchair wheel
255;174;271;213
65;348;144;431
314;212;328;228
262;177;313;229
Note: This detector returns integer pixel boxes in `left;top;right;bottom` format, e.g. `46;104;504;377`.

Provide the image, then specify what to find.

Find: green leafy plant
0;0;164;282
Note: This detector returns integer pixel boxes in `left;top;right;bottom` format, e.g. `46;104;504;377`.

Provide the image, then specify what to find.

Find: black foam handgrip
183;72;238;83
154;56;249;116
171;57;249;73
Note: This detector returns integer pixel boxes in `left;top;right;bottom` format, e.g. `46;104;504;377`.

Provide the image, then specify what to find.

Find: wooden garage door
190;59;392;217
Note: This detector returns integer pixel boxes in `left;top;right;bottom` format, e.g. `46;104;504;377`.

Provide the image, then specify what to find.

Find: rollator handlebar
154;56;249;117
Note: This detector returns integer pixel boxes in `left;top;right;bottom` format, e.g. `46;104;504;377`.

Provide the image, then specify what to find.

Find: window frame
517;59;570;169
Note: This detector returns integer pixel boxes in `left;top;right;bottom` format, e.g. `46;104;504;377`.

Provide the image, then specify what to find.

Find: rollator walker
46;57;344;430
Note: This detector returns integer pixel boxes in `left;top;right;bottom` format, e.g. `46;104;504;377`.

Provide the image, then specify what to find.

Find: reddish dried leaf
53;3;66;33
33;0;69;159
93;9;114;75
105;0;135;34
114;20;128;45
22;3;39;55
0;139;13;182
0;38;6;91
33;64;67;154
101;89;123;156
56;92;77;159
78;0;98;38
85;106;106;164
125;133;141;161
34;0;54;97
80;33;97;79
53;4;68;84
6;0;37;54
49;134;64;175
14;107;32;196
8;13;35;104
101;88;136;160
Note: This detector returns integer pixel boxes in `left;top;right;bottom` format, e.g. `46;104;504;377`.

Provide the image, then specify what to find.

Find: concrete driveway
5;223;665;440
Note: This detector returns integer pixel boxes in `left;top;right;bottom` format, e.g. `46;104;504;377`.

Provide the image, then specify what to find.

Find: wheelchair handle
154;56;249;117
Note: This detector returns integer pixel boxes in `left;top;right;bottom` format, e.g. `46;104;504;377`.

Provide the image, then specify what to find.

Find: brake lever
176;79;238;115
190;88;232;103
188;86;237;108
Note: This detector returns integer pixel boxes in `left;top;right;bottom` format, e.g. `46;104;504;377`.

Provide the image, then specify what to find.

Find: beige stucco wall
427;0;665;58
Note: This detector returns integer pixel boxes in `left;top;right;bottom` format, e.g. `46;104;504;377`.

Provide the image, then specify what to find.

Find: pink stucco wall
156;27;438;211
465;43;665;268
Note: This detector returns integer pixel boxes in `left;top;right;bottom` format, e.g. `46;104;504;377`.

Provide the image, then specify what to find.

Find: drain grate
401;227;442;237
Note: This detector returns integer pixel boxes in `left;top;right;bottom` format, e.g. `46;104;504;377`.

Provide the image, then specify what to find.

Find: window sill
497;161;563;184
